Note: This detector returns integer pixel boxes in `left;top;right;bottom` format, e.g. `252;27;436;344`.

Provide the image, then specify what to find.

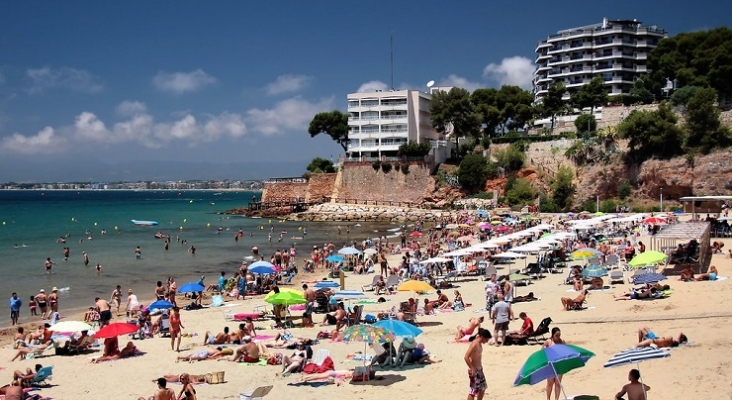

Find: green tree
539;192;559;213
551;166;575;211
493;143;525;172
430;88;481;159
684;87;732;152
617;182;632;200
670;85;701;106
540;83;568;132
628;80;654;105
572;76;608;113
574;114;597;137
600;199;618;214
306;157;335;173
471;86;535;135
308;110;350;152
505;177;537;206
398;141;432;157
617;101;685;161
458;154;489;192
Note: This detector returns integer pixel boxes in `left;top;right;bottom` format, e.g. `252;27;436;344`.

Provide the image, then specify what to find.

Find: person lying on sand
202;327;231;345
299;369;354;383
614;288;659;301
175;347;233;363
512;292;538;303
695;265;718;281
588;277;604;290
91;341;138;363
636;328;688;348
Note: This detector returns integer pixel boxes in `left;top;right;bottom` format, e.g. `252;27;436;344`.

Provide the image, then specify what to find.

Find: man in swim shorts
96;297;112;326
230;336;260;363
465;329;491;400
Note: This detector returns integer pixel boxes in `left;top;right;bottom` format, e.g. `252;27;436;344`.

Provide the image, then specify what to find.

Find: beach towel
302;356;334;374
349;354;374;362
355;299;378;304
252;334;274;341
713;276;728;281
238;358;267;366
287;381;332;387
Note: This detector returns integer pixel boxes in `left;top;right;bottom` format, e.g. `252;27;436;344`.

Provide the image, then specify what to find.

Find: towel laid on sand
287;381;332;387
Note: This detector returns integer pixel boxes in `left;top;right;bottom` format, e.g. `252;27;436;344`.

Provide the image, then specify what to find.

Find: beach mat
238;359;267;366
287;381;332;387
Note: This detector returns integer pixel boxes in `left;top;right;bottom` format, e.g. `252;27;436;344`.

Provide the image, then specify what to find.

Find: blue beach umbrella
582;266;608;278
632;273;667;285
249;260;275;269
148;300;174;311
514;344;595;399
178;282;205;294
374;319;423;338
604;347;670;400
314;280;340;289
249;265;276;275
326;255;344;263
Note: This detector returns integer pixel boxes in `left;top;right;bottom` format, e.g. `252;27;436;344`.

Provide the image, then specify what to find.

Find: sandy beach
3;217;731;400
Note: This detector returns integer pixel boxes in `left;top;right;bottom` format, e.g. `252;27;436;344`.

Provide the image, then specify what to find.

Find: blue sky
0;0;728;181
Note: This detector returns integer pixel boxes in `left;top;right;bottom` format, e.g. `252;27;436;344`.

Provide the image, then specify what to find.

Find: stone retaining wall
337;163;434;203
261;181;308;203
289;203;452;222
305;173;336;202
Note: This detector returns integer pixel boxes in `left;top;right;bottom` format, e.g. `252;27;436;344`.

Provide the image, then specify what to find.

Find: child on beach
29;296;38;316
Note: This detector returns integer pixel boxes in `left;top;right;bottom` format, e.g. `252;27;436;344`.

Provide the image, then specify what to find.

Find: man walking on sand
464;328;491;400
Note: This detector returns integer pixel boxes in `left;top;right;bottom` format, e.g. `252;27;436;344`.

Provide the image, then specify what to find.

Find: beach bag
352;366;375;382
204;371;225;384
364;314;377;324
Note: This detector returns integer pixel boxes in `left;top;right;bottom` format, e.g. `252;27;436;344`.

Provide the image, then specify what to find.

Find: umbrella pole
636;362;648;400
549;362;569;400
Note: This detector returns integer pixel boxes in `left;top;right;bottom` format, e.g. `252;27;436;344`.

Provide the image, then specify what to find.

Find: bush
400;163;409;174
372;160;381;171
381;162;393;173
398;141;432;157
306;157;335;173
493;144;525;172
471;191;494;200
580;199;596;213
575;114;597;136
617;182;632;200
539;192;559;213
600;199;618;214
458;154;489;192
505;177;536;206
490;133;573;144
551;166;575;211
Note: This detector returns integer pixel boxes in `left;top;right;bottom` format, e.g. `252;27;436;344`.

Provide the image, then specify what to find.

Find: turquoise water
0;190;395;326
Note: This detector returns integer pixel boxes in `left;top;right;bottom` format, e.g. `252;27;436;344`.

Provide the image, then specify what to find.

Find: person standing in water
44;257;55;274
83;251;90;266
135;246;142;259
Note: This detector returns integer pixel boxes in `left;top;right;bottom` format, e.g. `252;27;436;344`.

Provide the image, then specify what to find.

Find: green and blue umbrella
514;344;595;399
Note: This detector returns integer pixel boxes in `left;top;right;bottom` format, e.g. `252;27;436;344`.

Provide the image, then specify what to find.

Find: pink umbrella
478;224;491;229
495;225;510;233
465;219;474;225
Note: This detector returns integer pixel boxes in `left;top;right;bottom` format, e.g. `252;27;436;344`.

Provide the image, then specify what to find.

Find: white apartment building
346;89;444;160
533;18;667;102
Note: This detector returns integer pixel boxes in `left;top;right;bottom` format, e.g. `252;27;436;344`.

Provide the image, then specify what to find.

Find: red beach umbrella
410;231;423;237
643;217;666;225
93;323;139;339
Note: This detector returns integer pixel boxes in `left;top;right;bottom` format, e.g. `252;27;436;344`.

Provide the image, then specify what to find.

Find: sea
0;190;399;327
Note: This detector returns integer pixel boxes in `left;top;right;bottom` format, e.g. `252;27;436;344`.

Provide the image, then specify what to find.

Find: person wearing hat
397;336;417;365
35;289;48;320
48;287;59;315
126;289;140;318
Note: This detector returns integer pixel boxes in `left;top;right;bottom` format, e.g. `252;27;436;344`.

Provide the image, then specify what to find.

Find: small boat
213;192;223;196
131;220;158;226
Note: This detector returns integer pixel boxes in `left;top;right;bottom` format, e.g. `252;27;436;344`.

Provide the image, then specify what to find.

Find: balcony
535;53;551;62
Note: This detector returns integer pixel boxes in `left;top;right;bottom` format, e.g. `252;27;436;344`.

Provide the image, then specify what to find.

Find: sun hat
402;336;417;349
39;289;45;293
52;287;58;291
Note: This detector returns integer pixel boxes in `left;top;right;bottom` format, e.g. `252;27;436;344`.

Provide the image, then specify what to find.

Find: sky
0;0;728;181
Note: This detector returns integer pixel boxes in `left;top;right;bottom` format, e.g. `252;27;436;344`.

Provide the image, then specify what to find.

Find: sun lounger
362;275;380;292
609;270;624;284
526;317;552;345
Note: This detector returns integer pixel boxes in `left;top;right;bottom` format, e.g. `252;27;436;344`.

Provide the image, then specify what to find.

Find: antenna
427;80;435;88
390;33;394;90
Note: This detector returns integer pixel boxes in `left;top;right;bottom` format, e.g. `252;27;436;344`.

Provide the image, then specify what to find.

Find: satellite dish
426;80;435;88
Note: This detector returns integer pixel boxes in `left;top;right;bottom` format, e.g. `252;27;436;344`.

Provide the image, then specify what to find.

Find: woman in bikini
299;369;354;383
543;328;565;400
695;265;718;281
177;374;197;400
169;307;184;352
279;342;309;376
455;316;484;342
48;288;59;314
138;377;175;400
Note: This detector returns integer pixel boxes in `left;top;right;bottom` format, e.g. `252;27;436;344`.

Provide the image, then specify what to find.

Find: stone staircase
329;168;343;203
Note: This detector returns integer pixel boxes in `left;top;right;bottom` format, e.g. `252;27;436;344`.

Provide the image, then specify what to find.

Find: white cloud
204;112;247;139
356;80;388;93
116;101;147;116
438;74;482;92
0;126;66;154
246;96;334;136
482;56;535;89
265;74;313;95
74;112;110;142
152;69;217;94
27;66;104;94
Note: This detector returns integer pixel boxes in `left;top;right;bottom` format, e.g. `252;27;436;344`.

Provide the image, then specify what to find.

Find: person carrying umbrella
614;368;650;400
464;328;491;400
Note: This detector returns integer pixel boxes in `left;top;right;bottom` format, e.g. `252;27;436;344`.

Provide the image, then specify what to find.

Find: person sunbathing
157;374;208;384
588;277;604;290
614;288;658;301
10;340;54;362
695;266;718;281
278;342;309;376
560;290;589;311
12;364;43;387
513;292;538;303
455;316;484;342
679;267;694;281
92;341;138;363
299;369;354;383
175;346;232;363
230;336;260;363
636;332;688;348
572;275;584;292
202;327;231;345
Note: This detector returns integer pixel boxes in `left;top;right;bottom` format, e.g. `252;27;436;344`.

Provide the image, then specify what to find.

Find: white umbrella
338;247;362;255
332;290;368;301
444;249;473;257
491;252;527;259
48;320;93;332
363;248;378;255
419;257;451;264
479;241;501;249
445;224;459;230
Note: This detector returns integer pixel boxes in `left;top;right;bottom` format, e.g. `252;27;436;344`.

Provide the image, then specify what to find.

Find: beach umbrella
419;256;451;264
363;248;378;256
628;251;668;268
632;273;668;285
594;211;605;216
410;231;423;237
571;249;602;260
540;233;554;239
465;219;474;225
604;347;670;400
478;223;492;229
448;231;460;237
495;225;509;232
325;255;345;263
457;235;472;242
314;280;340;289
445;223;459;230
343;324;396;366
265;291;307;306
249;260;275;269
643;216;666;225
491;252;527;259
93;322;139;339
397;280;434;292
48;320;92;332
178;282;205;293
491;220;503;225
338;247;362;255
148;300;175;311
332;290;368;301
249;265;276;275
514;344;595;399
582;266;608;278
264;287;303;301
477;210;488;217
374;319;423;338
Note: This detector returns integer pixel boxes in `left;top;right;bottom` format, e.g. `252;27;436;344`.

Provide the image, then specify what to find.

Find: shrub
551;166;575;211
381;162;393;173
617;182;632;200
471;191;494;200
398;141;432;157
505;178;536;206
493;144;525;172
539;192;559;213
372;160;381;171
458;154;489;192
600;199;618;214
400;164;409;174
306;157;335;173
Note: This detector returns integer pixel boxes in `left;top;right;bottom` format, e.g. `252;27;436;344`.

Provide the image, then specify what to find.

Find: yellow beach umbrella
397;280;434;292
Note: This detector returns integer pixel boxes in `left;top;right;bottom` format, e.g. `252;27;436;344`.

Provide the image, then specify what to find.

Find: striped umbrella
604;347;670;400
632;273;667;285
332;290;368;301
